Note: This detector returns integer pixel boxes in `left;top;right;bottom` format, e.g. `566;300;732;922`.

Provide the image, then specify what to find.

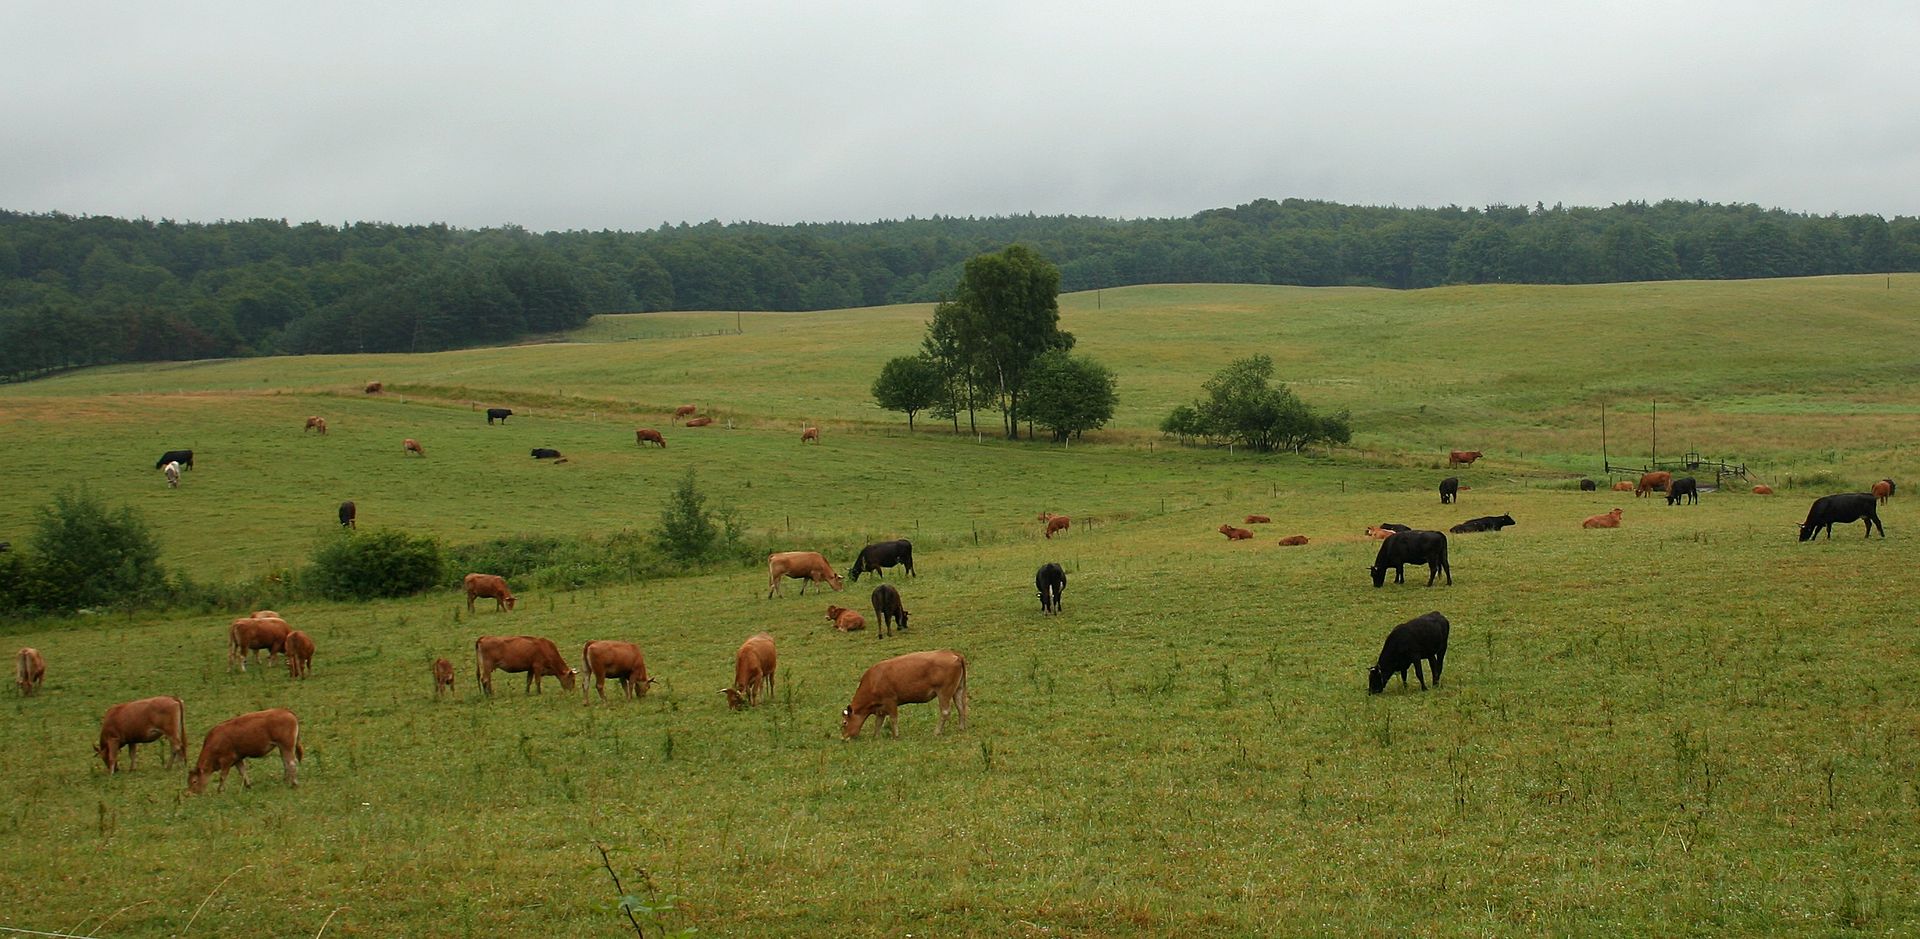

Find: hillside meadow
1;277;1917;936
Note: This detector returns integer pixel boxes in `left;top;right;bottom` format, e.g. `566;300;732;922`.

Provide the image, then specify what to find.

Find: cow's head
828;573;845;591
1797;522;1817;542
1367;666;1388;694
502;595;517;612
93;739;110;766
841;706;866;739
896;608;909;630
559;667;577;692
720;687;745;710
186;768;208;794
1369;566;1388;588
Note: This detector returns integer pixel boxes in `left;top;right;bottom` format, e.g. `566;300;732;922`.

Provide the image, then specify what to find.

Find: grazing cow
304;416;328;434
1245;514;1272;524
1448;450;1484;468
766;551;845;598
15;647;45;696
474;635;577;696
841;650;969;739
581;640;652;702
464;573;517;612
1666;477;1699;505
1635;471;1671;498
1369;530;1451;588
1579;479;1597;491
1277;535;1310;546
432;657;456;698
721;633;776;709
685;416;714;427
1612;480;1636;492
530;448;563;460
1752;484;1773;495
486;408;513;424
403;438;425;457
1439;477;1459;504
1040;513;1071;538
1871;479;1894;504
364;381;383;394
1449;513;1516;534
338;500;356;529
96;695;187;773
1368;611;1450;694
251;610;282;620
1036;563;1066;614
1798;493;1885;542
849;539;914;582
228;616;291;671
1583;508;1624;529
164;461;181;488
871;584;909;638
635;428;666;448
154;449;193;471
801;426;820;443
186;708;302;793
827;604;867;632
1219;524;1254;541
285;630;315;679
673;405;697;418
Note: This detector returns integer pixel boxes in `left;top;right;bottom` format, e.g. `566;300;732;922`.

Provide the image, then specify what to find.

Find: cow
1369;530;1451;588
1752;484;1773;495
304;416;328;434
530;448;563;460
1448;450;1484;468
581;640;653;702
338;500;356;529
635;428;666;448
1245;514;1272;524
432;657;456;698
164;461;181;488
15;647;44;696
1612;481;1636;492
801;426;820;444
849;539;914;582
1040;513;1071;538
186;708;302;793
1219;524;1254;541
474;635;577;696
1872;479;1895;504
228;616;291;672
403;438;425;457
1277;535;1310;546
155;449;193;471
871;584;909;638
285;630;315;679
1368;611;1450;694
1439;477;1459;504
1036;563;1066;614
673;405;697;418
1666;477;1699;505
1364;526;1399;540
464;573;517;612
685;416;714;427
1583;508;1624;529
841;650;968;739
1449;513;1516;534
364;381;383;394
721;633;776;709
766;551;844;598
827;604;867;632
1635;471;1671;498
96;695;187;773
486;408;513;424
1798;493;1885;542
1579;479;1597;491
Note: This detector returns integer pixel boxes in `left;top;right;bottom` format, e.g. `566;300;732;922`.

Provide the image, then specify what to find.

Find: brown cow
1448;450;1484;468
364;381;383;394
1752;484;1774;495
801;426;820;444
1365;526;1398;540
96;695;187;773
673;405;697;418
827;604;867;631
1583;508;1625;529
251;610;282;620
1244;514;1272;524
304;416;328;435
685;416;714;427
433;657;456;698
228;616;291;672
1872;479;1893;504
767;551;845;598
464;573;517;613
187;708;302;793
285;630;315;679
404;438;426;457
1612;480;1636;492
1635;471;1671;498
581;640;653;702
841;650;969;739
15;647;45;696
475;635;577;696
1219;524;1254;541
1277;535;1310;546
721;633;777;709
635;428;666;448
1040;513;1071;538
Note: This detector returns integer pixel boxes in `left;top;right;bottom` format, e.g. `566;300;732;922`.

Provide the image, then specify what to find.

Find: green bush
305;529;444;600
2;488;169;614
657;469;721;561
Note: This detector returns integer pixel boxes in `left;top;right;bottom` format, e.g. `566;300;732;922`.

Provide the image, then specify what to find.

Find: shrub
305;529;443;600
12;488;168;613
657;469;720;561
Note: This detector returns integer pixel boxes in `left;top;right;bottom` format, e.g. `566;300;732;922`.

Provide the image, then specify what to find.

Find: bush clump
305;529;444;600
0;488;169;615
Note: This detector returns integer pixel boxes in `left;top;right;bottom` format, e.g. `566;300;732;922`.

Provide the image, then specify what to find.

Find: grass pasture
2;276;1919;936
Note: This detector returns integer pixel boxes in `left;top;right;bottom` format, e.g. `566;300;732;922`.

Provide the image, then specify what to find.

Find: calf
16;647;45;695
154;449;193;471
1448;450;1483;468
1583;508;1624;529
1277;535;1310;546
1449;513;1515;534
581;640;652;702
1635;471;1671;498
849;539;914;582
228;616;291;671
1439;477;1459;504
1872;478;1894;504
721;633;776;709
1245;514;1272;524
432;657;456;698
801;426;820;443
464;573;517;612
635;428;666;448
486;407;513;424
1040;513;1071;538
364;381;383;394
1752;484;1773;495
338;500;356;528
827;604;867;632
1036;563;1066;614
1368;611;1450;693
475;635;577;696
1579;479;1597;491
841;650;968;739
187;708;302;793
1219;524;1254;541
1369;530;1451;588
673;404;697;418
1666;477;1699;505
530;448;563;460
1612;480;1636;492
685;416;714;427
870;583;909;638
403;438;426;457
96;695;187;773
285;630;315;679
304;416;328;434
767;551;844;598
164;461;181;488
1798;493;1885;542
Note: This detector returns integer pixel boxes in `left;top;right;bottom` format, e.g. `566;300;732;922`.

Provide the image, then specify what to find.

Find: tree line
6;197;1919;379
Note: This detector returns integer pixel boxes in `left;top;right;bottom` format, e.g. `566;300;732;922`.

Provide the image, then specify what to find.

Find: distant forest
4;198;1918;379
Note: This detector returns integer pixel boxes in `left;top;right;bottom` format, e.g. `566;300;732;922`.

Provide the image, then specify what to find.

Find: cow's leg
935;696;947;735
1414;660;1428;690
282;745;299;787
799;578;810;596
1431;652;1444;686
1398;669;1408;689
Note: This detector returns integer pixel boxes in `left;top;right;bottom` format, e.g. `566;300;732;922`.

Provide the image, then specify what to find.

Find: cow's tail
474;638;485;694
12;648;25;687
957;654;970;727
581;642;596;704
170;695;187;763
293;715;304;763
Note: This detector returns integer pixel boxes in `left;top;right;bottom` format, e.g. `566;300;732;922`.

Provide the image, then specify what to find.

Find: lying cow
487;407;513;424
849;539;914;581
475;635;577;695
1666;477;1699;505
1219;524;1254;541
1369;530;1451;588
1752;484;1773;495
1612;481;1636;492
827;604;867;632
721;633;776;709
841;649;969;739
1583;508;1624;529
871;584;909;638
228;616;291;672
1368;611;1450;693
187;708;302;793
364;381;383;394
635;428;666;448
582;640;653;702
767;551;844;598
1365;523;1411;540
530;448;563;460
685;417;714;427
1036;563;1066;614
1449;513;1515;534
1245;514;1272;524
1277;535;1310;546
154;449;193;471
464;573;517;612
1798;493;1885;542
1579;479;1597;491
96;695;187;773
16;647;45;696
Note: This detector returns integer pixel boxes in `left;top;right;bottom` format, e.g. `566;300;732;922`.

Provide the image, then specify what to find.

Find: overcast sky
3;2;1916;231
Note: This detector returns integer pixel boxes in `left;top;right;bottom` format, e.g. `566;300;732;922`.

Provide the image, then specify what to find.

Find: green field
1;277;1917;936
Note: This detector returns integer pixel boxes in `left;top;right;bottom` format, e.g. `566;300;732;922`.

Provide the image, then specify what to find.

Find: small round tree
871;354;946;431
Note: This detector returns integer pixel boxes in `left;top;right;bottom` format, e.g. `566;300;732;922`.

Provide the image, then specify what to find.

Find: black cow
1036;563;1066;615
1449;513;1515;534
1666;477;1699;505
338;501;356;529
1368;611;1450;693
870;583;908;638
1370;530;1451;588
1579;479;1597;491
1378;523;1412;533
530;448;562;460
487;408;513;424
1798;493;1885;542
849;539;914;582
154;449;193;471
1439;477;1459;504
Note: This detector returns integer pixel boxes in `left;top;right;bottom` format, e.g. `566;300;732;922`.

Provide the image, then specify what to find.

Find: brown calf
1277;535;1310;546
1612;480;1637;492
96;695;187;773
15;647;45;696
228;616;291;672
304;416;327;435
364;381;383;394
722;633;777;709
1583;508;1625;529
1244;514;1271;524
404;438;426;457
801;426;820;443
827;604;867;631
1752;484;1774;495
464;573;517;612
582;640;653;702
285;630;315;679
1040;513;1071;538
1219;524;1254;541
685;416;714;427
432;657;456;698
187;708;302;793
475;635;577;696
841;650;969;739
